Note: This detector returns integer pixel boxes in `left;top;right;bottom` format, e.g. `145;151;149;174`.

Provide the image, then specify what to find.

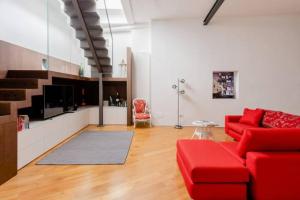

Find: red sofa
177;109;300;200
225;108;300;141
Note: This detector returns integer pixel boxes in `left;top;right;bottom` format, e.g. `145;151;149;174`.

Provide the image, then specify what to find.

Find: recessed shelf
102;77;127;82
103;106;127;108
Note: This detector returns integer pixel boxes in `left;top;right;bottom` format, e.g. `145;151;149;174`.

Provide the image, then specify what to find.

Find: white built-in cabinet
18;106;127;169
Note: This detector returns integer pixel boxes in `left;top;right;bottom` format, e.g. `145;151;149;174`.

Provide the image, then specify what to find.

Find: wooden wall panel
0;120;17;185
0;40;80;78
127;47;133;125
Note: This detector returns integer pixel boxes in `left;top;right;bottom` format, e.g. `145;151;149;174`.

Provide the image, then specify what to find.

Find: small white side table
192;120;218;140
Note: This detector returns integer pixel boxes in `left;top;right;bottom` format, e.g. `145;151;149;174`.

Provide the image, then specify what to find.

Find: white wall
104;31;132;77
4;1;298;127
105;26;151;102
132;52;151;101
150;15;300;126
131;27;151;102
131;27;151;52
0;0;47;54
48;1;85;65
0;0;90;76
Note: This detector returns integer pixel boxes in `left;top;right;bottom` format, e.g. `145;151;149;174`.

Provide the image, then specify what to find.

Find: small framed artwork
213;71;236;99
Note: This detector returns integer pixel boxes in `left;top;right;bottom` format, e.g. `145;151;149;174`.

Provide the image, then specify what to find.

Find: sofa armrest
226;115;243;123
225;115;242;133
246;152;300;200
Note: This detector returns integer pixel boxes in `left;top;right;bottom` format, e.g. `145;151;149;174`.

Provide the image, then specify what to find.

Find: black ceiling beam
203;0;225;25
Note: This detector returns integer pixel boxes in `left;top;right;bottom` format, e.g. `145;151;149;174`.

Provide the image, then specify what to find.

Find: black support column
98;73;103;126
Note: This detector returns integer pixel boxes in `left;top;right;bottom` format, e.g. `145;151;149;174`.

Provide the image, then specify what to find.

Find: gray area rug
37;131;134;165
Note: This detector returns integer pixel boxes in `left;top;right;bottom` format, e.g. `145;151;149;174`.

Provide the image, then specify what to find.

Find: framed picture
213;71;235;99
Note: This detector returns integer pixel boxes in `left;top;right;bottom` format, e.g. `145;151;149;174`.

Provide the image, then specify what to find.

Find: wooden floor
0;125;231;200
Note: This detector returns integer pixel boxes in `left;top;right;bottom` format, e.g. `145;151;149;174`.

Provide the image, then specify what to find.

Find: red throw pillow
262;110;283;128
239;108;264;127
278;113;300;128
262;110;300;128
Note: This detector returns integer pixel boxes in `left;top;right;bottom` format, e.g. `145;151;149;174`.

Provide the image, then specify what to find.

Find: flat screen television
63;85;75;112
43;85;74;119
44;85;64;119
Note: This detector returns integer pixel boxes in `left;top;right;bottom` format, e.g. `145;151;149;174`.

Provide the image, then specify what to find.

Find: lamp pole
173;78;185;129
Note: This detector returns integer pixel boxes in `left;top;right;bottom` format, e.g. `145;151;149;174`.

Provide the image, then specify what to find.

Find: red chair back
133;99;146;113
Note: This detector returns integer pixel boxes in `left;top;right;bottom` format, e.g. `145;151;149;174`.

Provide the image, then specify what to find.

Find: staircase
0;0;113;185
0;70;53;185
0;69;99;185
0;71;52;114
62;0;112;77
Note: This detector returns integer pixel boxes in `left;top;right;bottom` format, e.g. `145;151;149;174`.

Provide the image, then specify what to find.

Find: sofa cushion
262;111;300;128
177;140;248;183
262;110;283;128
239;108;264;127
177;153;247;200
237;128;300;158
227;122;255;134
274;113;300;128
135;113;150;119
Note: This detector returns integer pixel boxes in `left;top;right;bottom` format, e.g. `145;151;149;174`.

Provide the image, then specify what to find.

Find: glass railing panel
47;0;90;77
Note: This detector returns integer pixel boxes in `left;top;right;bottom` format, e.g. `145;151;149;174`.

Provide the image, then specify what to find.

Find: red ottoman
177;140;249;200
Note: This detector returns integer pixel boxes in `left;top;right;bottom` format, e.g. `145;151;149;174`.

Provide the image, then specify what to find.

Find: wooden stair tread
7;70;49;79
0;78;39;89
0;89;26;101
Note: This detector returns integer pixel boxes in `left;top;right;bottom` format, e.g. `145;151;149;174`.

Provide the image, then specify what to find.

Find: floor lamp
172;78;185;129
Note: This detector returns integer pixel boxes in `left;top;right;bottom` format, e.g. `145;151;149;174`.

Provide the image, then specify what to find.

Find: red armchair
133;98;152;128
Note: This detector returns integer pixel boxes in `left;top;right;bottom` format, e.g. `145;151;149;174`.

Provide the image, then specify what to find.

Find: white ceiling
123;0;215;23
96;0;128;26
96;0;123;10
217;0;300;17
121;0;300;24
